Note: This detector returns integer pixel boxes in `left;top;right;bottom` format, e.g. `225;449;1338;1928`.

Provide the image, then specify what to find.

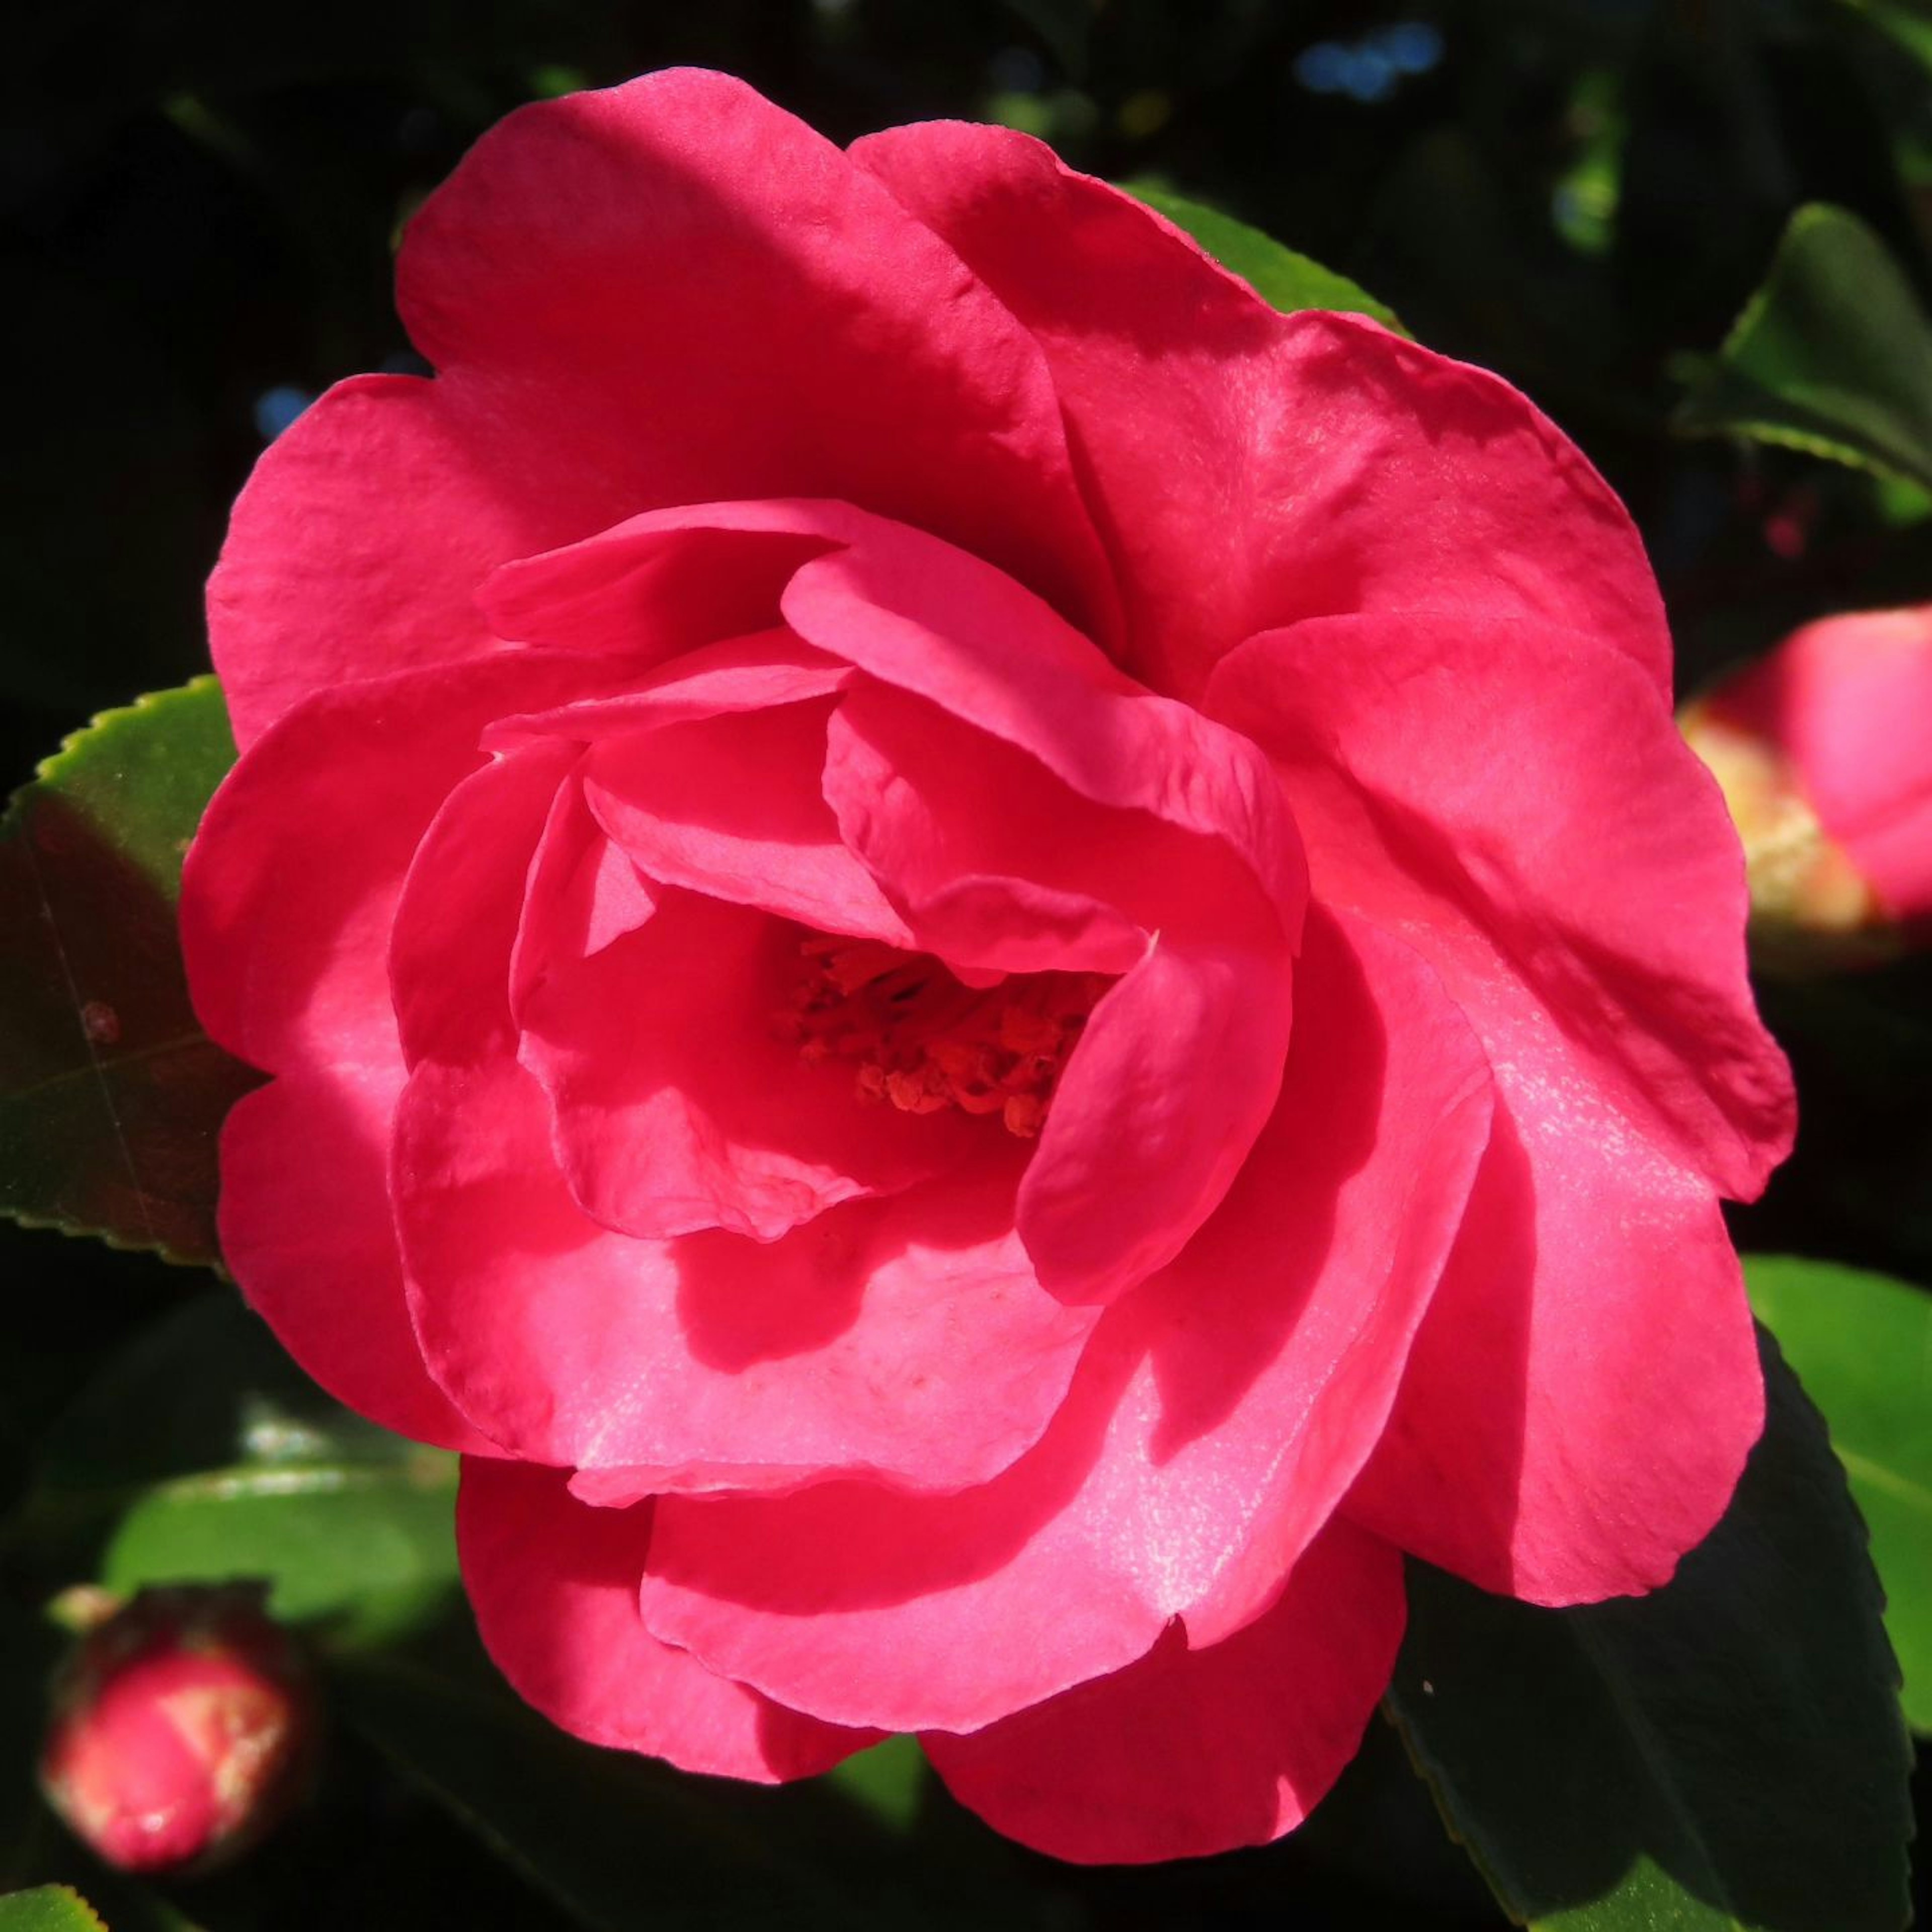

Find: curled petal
482;498;1307;935
635;909;1491;1728
855;122;1669;702
218;1069;490;1454
397;1056;1096;1494
1203;613;1783;1601
924;1519;1405;1864
458;1459;871;1779
399;69;1118;646
518;890;967;1245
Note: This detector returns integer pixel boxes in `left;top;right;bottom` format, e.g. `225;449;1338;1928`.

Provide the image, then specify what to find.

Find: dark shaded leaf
1387;1331;1911;1930
1746;1254;1932;1735
0;682;255;1265
1675;204;1932;491
334;1644;1046;1932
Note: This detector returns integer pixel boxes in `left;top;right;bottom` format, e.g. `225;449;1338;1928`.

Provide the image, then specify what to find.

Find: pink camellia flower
40;1588;314;1875
179;72;1795;1862
1682;606;1932;970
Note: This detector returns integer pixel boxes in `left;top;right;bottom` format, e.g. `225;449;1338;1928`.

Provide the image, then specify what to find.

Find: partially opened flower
40;1587;314;1875
1682;605;1932;971
180;71;1794;1863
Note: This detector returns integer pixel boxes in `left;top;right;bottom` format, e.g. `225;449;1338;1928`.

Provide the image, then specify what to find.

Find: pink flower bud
39;1586;315;1875
1683;606;1932;971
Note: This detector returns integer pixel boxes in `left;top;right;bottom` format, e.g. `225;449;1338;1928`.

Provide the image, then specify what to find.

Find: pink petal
1205;613;1791;1199
217;1069;489;1453
181;655;605;1459
1015;938;1291;1304
822;686;1298;1303
398;71;1118;645
207;376;574;751
457;1458;870;1780
518;889;968;1245
1342;1113;1764;1603
924;1519;1405;1864
391;741;578;1069
482;498;1306;930
396;1055;1096;1494
582;699;909;942
510;773;657;1027
183;652;605;1077
854;123;1669;704
484;631;852;747
1204;614;1786;1601
634;908;1486;1732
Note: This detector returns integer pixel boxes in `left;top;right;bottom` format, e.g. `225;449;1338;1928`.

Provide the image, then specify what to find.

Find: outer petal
398;70;1118;645
1205;614;1790;1203
216;1069;487;1453
923;1520;1405;1864
183;655;604;1454
854;122;1670;705
635;909;1492;1731
457;1459;869;1780
396;1055;1096;1495
1206;615;1787;1601
1343;1111;1762;1604
184;652;607;1076
207;376;565;751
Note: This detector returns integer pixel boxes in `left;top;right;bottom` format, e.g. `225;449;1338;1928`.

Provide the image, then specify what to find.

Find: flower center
780;934;1110;1138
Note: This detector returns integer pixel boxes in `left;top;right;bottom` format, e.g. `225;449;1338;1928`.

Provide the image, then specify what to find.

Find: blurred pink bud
1682;606;1932;971
39;1585;314;1875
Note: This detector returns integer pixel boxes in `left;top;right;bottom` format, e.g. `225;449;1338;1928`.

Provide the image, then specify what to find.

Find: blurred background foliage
3;1;1930;1925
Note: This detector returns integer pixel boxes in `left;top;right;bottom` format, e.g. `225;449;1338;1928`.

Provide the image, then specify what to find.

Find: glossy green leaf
21;1294;459;1650
0;1890;106;1932
1387;1331;1911;1931
0;679;255;1265
1745;1254;1932;1735
335;1646;1041;1932
1124;184;1408;335
1675;204;1932;491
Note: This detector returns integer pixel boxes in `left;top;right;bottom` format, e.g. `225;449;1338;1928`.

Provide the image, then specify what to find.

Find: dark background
4;2;1929;1925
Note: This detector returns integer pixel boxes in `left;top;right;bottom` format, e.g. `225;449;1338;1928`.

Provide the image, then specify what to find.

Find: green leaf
1675;204;1932;492
20;1294;459;1651
823;1734;928;1832
0;679;256;1265
335;1645;1037;1932
1745;1254;1932;1735
0;1890;107;1932
1123;184;1408;336
1387;1331;1911;1931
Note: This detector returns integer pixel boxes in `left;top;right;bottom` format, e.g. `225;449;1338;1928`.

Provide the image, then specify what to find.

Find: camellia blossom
1682;605;1932;970
180;71;1795;1863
